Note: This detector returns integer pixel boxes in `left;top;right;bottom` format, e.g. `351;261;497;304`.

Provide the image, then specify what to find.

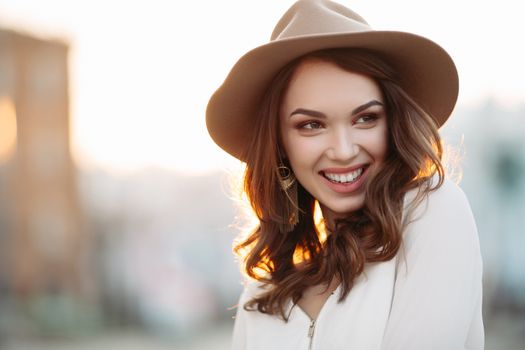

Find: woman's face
280;59;389;225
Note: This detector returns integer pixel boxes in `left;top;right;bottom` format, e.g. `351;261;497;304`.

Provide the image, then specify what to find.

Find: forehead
282;59;382;110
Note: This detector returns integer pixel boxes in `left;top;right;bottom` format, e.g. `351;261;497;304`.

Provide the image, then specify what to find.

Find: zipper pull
308;319;316;338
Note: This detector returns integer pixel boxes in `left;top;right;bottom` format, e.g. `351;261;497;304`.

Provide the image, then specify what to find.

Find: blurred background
0;0;524;349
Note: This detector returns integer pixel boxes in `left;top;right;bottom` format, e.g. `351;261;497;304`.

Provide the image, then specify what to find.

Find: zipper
302;283;339;350
308;319;316;350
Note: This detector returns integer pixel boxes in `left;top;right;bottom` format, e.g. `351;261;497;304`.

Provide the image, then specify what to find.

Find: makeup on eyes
289;99;384;120
290;106;384;131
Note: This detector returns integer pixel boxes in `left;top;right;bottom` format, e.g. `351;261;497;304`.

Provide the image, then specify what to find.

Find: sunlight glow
0;0;523;174
0;96;17;164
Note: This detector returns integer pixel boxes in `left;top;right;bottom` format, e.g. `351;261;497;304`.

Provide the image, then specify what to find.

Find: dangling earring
277;165;299;233
278;165;295;190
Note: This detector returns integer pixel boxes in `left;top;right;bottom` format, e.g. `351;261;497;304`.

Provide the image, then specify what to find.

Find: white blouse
231;177;484;350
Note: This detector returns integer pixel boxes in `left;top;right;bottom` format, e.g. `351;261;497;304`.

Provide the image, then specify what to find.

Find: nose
326;128;359;161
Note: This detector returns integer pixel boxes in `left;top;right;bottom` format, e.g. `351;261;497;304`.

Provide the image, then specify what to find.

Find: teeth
324;167;364;183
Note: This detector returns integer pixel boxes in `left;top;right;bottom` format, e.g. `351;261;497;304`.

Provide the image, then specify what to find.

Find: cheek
283;134;324;167
354;126;389;162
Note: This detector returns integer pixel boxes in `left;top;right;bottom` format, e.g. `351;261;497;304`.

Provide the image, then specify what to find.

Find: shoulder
385;177;484;348
403;176;471;217
401;176;480;255
238;278;270;303
403;175;476;228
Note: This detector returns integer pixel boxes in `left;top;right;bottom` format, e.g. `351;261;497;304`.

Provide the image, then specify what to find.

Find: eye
299;121;324;130
354;114;378;125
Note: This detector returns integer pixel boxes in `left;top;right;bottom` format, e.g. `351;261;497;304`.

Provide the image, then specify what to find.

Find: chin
320;196;366;222
334;204;365;216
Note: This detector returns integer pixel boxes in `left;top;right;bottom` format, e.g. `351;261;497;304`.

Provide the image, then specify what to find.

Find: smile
322;166;367;184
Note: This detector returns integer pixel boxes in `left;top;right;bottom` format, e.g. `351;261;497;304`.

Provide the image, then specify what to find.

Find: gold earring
277;165;299;233
278;165;296;190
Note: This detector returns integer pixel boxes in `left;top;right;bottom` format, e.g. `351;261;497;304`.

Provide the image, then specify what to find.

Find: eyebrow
290;99;384;118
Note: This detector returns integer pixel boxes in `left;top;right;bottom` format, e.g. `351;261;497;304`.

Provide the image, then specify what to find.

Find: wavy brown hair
235;48;444;321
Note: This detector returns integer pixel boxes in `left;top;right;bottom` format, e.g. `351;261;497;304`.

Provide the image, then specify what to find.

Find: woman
206;1;484;349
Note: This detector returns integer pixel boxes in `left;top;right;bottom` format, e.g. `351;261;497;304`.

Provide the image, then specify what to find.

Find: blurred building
0;28;238;339
0;29;90;301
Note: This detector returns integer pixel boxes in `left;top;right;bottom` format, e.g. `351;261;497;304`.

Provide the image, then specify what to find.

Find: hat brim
206;30;458;161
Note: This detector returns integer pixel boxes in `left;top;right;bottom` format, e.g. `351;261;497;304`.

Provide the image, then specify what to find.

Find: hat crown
271;0;370;41
207;0;458;161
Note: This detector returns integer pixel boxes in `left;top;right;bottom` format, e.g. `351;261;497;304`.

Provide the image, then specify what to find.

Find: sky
0;0;523;174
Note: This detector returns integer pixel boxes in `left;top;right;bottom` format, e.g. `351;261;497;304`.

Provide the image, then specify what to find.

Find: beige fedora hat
206;0;458;161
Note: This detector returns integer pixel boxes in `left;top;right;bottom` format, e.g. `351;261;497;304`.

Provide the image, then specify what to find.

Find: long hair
235;48;444;320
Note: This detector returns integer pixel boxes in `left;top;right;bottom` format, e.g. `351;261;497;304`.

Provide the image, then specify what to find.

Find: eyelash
298;121;324;130
296;113;379;130
354;114;379;124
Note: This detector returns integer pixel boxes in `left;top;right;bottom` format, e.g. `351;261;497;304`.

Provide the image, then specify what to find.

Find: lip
319;164;369;194
320;163;369;174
